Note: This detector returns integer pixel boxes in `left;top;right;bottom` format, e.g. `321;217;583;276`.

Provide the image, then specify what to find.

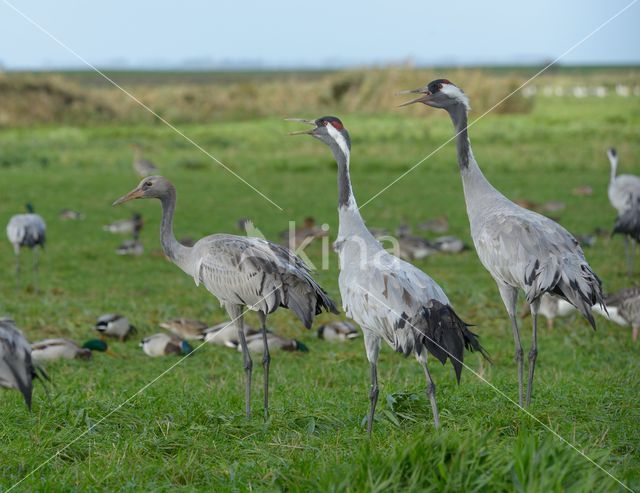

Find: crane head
287;116;351;154
112;176;173;206
398;79;470;111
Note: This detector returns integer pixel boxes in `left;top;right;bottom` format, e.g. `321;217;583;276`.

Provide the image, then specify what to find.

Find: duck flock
1;79;638;432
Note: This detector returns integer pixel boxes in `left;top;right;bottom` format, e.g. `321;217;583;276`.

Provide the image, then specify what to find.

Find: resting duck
140;333;193;357
94;314;136;342
31;338;111;362
160;318;208;340
317;320;359;341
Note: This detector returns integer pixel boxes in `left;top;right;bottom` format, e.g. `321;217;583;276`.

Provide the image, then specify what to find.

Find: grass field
0;76;639;492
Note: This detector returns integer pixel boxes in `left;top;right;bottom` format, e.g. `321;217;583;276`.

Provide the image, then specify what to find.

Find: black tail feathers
419;300;490;383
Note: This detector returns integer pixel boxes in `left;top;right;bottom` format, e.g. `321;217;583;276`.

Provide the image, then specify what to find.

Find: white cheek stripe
441;84;471;110
326;123;350;161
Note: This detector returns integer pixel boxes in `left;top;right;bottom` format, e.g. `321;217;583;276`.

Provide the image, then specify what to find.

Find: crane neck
447;102;498;205
331;143;370;240
159;188;193;275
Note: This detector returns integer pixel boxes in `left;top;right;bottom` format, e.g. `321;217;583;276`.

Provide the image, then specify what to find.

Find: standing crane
400;79;605;406
113;176;337;418
607;148;640;275
131;144;159;177
0;317;36;409
6;203;46;290
290;116;488;433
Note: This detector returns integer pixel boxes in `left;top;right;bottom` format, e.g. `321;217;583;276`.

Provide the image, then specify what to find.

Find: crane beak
112;188;144;206
397;89;432;107
285;118;317;135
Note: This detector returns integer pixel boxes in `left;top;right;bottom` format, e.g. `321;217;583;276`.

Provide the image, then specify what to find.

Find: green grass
0;91;639;492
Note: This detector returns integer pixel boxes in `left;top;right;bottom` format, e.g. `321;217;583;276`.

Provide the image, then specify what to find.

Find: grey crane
6;203;46;289
131;143;159;177
400;79;605;406
0;317;36;409
290;116;489;433
113;176;338;418
607;148;640;275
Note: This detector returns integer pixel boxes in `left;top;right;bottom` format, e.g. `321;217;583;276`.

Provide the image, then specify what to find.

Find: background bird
113;176;337;419
595;287;640;342
6;203;46;290
94;314;136;341
607;148;640;275
240;332;309;354
291;116;488;433
317;320;359;341
401;79;604;407
103;212;144;240
140;333;193;357
31;338;111;362
160;318;208;340
131;143;159;177
0;317;38;409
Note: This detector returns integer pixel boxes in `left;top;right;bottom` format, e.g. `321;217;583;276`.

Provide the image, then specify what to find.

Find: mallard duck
397;235;437;261
140;333;193;357
317;320;359;341
31;338;111;362
103;213;144;240
239;332;309;354
432;235;466;254
203;321;259;348
59;209;85;220
418;216;449;233
94;314;136;341
159;318;208;340
116;239;144;256
0;317;38;409
131;143;159;177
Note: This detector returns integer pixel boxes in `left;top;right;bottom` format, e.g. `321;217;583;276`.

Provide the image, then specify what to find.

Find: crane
400;79;605;406
0;318;37;409
6;203;46;290
113;176;337;418
290;116;488;433
131;144;159;177
607;148;640;275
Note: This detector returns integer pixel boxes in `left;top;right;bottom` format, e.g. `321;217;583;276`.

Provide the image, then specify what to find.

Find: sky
0;0;638;70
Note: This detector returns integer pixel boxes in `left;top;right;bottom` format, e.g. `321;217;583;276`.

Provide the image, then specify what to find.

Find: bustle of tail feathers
282;274;339;329
417;300;490;383
612;198;640;243
524;257;605;330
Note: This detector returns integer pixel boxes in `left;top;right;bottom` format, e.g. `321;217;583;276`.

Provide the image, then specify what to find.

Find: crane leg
228;304;252;418
632;325;639;343
258;311;270;420
33;248;40;293
417;352;439;429
14;253;21;291
526;299;540;407
624;236;634;277
498;283;524;407
363;330;381;436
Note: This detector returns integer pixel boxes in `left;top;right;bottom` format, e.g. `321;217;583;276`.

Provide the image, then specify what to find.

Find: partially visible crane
6;203;46;290
290;116;488;433
607;148;640;275
113;176;337;419
401;79;605;406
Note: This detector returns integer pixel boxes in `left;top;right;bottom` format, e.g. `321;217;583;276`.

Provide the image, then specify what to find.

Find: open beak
285;118;317;135
397;88;432;107
112;188;144;206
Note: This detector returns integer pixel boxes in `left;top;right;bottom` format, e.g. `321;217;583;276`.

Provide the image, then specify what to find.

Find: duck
59;209;85;220
159;318;208;340
521;293;577;330
116;239;144;256
317;320;359;341
31;338;112;362
140;333;193;357
397;235;437;261
103;213;144;240
432;235;466;254
131;143;159;177
94;314;136;341
203;321;259;348
279;216;327;248
239;332;309;354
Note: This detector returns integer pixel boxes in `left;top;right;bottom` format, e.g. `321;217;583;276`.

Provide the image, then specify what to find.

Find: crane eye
144;181;152;187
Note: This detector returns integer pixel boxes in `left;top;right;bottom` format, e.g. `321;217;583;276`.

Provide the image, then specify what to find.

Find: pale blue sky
0;0;638;69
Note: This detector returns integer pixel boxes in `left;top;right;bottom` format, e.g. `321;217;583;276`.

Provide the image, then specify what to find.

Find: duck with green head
31;338;114;362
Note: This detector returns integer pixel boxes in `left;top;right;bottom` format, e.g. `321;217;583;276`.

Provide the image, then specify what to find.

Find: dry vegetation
0;66;546;126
